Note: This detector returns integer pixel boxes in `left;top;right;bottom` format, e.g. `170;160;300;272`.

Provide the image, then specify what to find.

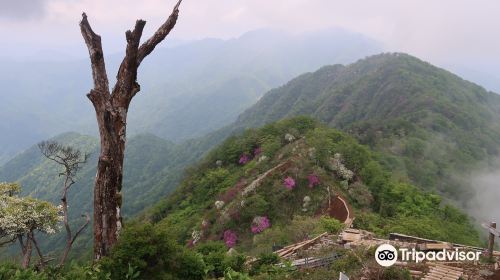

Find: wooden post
489;222;496;261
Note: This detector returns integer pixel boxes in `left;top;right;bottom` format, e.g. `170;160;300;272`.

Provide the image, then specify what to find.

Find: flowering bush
331;153;354;181
307;174;320;188
239;154;250;165
251;216;271;234
223;230;238;248
0;187;61;238
283;176;296;190
284;133;296;142
253;147;262;156
302;196;311;212
0;182;20;197
215;200;225;210
191;230;202;245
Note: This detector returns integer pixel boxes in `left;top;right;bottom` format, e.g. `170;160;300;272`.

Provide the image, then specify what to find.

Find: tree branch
59;213;90;266
80;13;110;95
112;20;146;104
0;237;16;247
71;213;91;245
136;0;182;66
30;233;46;270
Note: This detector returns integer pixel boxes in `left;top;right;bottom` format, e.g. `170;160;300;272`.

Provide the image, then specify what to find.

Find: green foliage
0;261;140;280
319;216;344;234
330;251;361;274
99;223;206;280
0;263;20;280
224;268;252;280
251;216;323;255
250;253;280;275
239;195;270;223
196;241;246;278
380;267;411;280
61;263;112;280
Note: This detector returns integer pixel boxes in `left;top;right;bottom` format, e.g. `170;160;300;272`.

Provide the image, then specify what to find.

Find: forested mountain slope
0;132;193;256
227;53;500;201
144;117;480;256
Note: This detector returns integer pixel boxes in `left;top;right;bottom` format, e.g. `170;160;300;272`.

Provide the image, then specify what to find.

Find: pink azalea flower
239;153;250;165
223;230;237;248
251;216;271;234
283;176;296;190
254;147;262;156
308;174;320;188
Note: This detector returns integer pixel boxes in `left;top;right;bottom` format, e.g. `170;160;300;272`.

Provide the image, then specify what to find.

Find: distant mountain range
0;28;382;164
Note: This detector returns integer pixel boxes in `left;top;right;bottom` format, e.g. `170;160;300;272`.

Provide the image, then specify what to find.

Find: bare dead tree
79;0;182;260
38;141;90;266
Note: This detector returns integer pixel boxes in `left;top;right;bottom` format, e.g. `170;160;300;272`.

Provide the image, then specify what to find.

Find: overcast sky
1;0;499;89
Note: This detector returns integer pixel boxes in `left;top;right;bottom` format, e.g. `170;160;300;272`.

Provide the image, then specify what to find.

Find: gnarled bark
80;0;182;260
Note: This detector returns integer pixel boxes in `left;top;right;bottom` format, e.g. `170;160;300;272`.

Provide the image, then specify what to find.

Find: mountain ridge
222;53;500;202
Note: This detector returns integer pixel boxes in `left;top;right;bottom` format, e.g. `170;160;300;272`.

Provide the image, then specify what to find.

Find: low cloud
0;0;49;20
466;162;500;226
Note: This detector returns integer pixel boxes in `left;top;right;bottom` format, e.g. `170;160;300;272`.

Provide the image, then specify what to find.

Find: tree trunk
80;0;182;260
59;176;90;266
19;235;32;269
31;233;46;270
91;102;127;259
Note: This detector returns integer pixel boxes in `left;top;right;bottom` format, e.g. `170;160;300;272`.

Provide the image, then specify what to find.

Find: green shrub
0;263;18;280
319;216;344;234
381;267;411;280
251;216;321;255
99;223;206;280
239;195;270;223
330;252;361;274
175;251;206;280
224;268;252;280
196;241;246;278
250;253;280;275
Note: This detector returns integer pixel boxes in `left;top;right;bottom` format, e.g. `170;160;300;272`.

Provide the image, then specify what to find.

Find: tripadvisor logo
374;243;482;266
375;244;398;267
